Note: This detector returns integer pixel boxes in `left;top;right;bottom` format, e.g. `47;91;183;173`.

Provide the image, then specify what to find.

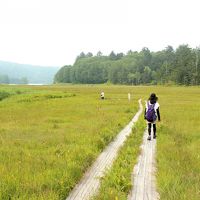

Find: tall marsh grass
156;87;200;200
1;85;199;199
0;85;138;199
94;86;200;200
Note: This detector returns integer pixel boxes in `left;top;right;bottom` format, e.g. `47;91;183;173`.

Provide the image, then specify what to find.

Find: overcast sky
0;0;200;67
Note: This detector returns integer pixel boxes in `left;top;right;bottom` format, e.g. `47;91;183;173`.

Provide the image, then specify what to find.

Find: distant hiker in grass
144;93;161;140
100;91;105;100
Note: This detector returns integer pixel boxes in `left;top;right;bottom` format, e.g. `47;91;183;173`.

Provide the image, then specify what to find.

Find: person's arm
144;108;146;119
156;107;161;121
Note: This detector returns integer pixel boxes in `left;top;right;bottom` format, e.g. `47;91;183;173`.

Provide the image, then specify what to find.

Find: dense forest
54;45;200;85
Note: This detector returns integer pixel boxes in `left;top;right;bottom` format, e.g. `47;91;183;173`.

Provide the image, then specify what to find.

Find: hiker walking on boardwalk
144;93;161;140
100;91;105;100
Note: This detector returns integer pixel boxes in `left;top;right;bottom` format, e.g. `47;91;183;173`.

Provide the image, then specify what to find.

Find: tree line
54;45;200;85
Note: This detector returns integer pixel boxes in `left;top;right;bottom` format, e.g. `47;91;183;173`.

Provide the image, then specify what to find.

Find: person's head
148;93;158;104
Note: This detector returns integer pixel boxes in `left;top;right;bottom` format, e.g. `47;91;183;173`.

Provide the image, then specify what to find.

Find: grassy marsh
0;85;199;200
94;86;200;200
0;85;138;199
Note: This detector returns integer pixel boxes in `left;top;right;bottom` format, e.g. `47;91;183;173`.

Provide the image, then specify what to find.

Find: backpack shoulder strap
147;101;153;107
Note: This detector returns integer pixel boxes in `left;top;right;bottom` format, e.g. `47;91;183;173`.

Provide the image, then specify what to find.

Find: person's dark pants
148;123;156;136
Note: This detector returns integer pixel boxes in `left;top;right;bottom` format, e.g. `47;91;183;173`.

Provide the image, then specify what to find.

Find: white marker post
128;93;131;101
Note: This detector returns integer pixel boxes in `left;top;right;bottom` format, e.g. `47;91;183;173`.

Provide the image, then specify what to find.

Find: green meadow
0;85;199;200
0;85;138;199
94;86;200;200
156;87;200;200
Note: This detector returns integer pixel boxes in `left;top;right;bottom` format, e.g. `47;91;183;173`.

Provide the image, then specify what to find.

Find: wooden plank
128;129;160;200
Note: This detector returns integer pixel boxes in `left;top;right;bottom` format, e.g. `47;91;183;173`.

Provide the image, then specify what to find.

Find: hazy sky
0;0;200;67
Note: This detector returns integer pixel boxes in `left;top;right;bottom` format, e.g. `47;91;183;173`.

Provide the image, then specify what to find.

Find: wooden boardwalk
66;100;143;200
128;129;160;200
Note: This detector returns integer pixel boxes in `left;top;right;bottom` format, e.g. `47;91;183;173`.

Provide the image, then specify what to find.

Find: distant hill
0;60;60;84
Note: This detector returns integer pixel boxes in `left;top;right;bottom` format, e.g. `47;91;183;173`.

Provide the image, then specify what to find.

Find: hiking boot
147;135;151;140
153;134;156;139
